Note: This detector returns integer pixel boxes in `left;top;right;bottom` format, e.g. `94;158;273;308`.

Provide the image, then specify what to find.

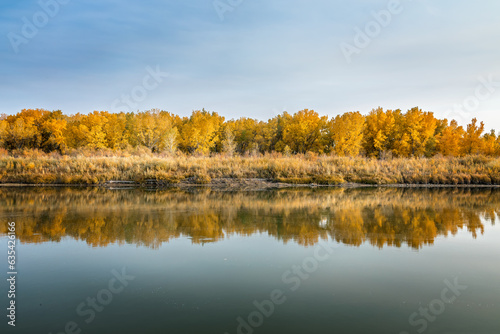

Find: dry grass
1;150;500;185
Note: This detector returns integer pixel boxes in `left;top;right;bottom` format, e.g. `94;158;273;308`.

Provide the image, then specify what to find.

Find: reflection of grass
1;151;500;185
0;187;498;249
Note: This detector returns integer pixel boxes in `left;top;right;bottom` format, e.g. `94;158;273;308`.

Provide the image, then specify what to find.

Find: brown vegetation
0;150;500;185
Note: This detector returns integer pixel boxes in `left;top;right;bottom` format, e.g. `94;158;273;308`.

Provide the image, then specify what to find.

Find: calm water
1;187;500;334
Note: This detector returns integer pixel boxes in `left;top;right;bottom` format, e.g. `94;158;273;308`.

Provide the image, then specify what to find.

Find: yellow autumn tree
1;109;52;150
83;112;109;149
0;119;8;148
460;118;484;155
41;118;67;153
268;112;292;153
327;111;365;156
481;130;497;156
436;120;464;156
101;112;129;150
363;108;399;158
1;107;497;158
179;109;224;154
133;109;179;153
255;118;278;153
64;114;85;148
393;108;437;157
226;118;260;154
425;118;447;157
281;109;327;153
65;112;109;149
6;117;39;150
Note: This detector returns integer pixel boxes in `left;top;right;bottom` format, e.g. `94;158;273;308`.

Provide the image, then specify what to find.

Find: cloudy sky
1;0;500;129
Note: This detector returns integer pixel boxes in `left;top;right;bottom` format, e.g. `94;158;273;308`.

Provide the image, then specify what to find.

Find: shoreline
2;178;500;191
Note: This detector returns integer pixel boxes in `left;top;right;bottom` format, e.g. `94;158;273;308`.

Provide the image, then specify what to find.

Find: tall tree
327;111;365;156
281;109;327;153
436;120;464;156
5;117;39;150
221;127;237;156
226;118;260;154
0;119;8;148
481;130;498;156
179;109;224;154
41;118;67;153
460;118;485;155
393;108;437;157
133;109;179;153
363;107;399;158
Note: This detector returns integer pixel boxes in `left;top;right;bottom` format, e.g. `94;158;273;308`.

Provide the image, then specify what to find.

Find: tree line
0;107;498;157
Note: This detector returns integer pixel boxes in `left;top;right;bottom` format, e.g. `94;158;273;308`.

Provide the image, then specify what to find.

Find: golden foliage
436;120;464;156
0;108;498;158
179;109;224;154
280;109;327;154
328;111;364;156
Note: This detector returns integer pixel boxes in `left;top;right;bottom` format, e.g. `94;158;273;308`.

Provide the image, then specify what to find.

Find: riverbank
1;153;500;187
2;179;500;192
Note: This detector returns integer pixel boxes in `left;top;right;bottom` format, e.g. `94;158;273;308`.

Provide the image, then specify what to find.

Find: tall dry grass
0;149;499;185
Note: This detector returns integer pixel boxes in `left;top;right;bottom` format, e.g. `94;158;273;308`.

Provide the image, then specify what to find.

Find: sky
1;0;500;129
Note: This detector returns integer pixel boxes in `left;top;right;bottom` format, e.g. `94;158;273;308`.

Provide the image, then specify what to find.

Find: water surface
1;187;499;334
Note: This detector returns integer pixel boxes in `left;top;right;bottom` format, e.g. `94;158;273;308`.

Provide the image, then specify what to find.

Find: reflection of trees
0;188;498;249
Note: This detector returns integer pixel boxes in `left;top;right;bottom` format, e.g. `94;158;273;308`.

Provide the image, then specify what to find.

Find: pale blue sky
1;0;499;129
